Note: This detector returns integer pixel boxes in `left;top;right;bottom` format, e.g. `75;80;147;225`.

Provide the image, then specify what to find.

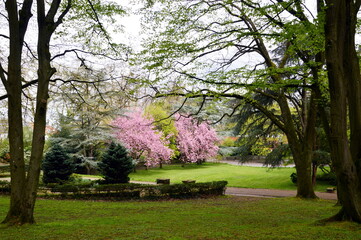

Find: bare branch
92;82;108;106
51;48;125;61
0;74;126;101
19;0;34;47
69;81;87;105
210;102;243;125
0;63;8;91
155;91;286;132
85;0;118;53
150;97;189;125
275;0;311;24
172;69;312;89
356;0;361;12
0;33;37;59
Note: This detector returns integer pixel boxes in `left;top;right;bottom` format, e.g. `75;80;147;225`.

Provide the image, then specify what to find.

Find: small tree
42;143;74;184
113;111;173;167
145;101;179;165
175;115;219;164
98;142;134;184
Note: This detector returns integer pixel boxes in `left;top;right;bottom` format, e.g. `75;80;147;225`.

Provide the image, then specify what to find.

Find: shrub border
39;181;228;200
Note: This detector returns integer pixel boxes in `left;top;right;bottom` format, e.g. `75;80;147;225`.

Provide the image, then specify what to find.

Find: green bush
51;184;80;194
0;180;10;194
221;137;237;147
290;172;297;184
218;147;238;157
98;142;134;184
0;165;10;174
41;181;228;200
317;172;337;185
290;172;336;186
42;143;75;184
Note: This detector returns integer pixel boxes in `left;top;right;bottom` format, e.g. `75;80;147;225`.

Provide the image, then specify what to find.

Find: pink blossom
112;111;173;167
175;115;219;163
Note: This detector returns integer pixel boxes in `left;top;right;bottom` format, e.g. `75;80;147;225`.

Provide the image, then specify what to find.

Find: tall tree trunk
3;0;60;225
295;158;315;198
297;91;318;198
278;93;317;199
324;0;361;222
312;162;317;186
22;0;55;223
2;0;34;225
290;144;317;199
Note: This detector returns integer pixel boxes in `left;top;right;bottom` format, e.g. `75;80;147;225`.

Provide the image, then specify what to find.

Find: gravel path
209;160;337;200
211;159;296;168
129;180;337;200
225;187;337;200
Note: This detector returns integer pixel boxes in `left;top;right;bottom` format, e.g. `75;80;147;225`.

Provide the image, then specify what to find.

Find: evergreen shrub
98;142;134;184
0;180;10;194
42;143;74;184
41;181;228;200
290;172;297;184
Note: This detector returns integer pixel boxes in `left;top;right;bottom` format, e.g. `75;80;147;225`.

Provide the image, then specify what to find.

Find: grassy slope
129;163;333;192
0;196;358;240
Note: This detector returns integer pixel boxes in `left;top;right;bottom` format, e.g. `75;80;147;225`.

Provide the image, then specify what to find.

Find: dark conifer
98;142;134;184
42;143;74;184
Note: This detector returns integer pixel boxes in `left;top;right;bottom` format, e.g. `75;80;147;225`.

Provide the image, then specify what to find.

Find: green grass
0;196;358;240
129;163;334;192
0;163;335;192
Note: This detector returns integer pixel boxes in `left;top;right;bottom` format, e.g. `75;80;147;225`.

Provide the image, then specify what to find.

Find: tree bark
324;0;361;222
312;162;317;186
21;0;56;223
2;0;61;225
287;139;317;199
278;92;317;199
2;0;34;225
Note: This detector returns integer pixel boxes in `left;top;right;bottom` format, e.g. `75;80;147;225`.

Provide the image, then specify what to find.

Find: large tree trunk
3;0;59;225
296;92;318;199
324;0;361;222
289;143;317;199
294;155;316;198
278;93;317;199
2;0;34;225
21;0;55;223
311;162;317;186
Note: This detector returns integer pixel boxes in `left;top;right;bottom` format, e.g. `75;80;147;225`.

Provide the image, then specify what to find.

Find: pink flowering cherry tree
175;115;219;164
112;111;173;168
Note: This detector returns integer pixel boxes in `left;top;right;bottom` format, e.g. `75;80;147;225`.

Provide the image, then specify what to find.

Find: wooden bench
156;178;170;184
182;180;196;184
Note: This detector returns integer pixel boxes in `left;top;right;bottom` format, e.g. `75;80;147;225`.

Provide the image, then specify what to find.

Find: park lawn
0;196;358;240
129;163;334;192
0;163;334;192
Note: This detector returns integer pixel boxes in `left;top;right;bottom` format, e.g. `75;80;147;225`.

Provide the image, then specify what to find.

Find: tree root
1;214;35;226
317;207;360;225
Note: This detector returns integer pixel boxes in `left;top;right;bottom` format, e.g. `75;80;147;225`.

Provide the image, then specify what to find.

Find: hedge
0;181;228;200
40;181;228;200
0;180;10;194
0;165;10;174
